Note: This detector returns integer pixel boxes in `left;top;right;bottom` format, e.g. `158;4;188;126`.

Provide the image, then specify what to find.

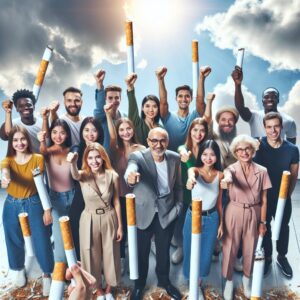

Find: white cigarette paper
272;171;291;241
189;200;202;300
18;213;35;257
32;167;52;210
236;48;245;69
32;45;53;100
125;21;135;74
126;193;139;280
251;248;265;298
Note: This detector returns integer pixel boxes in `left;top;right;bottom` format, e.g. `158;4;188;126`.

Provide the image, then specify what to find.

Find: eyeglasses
235;147;252;154
148;138;167;145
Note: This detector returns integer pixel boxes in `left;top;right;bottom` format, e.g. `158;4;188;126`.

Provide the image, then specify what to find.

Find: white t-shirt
155;159;170;197
13;117;42;153
60;114;84;145
249;109;297;139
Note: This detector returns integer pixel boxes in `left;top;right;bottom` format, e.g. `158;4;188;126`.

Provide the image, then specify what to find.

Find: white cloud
196;0;300;71
211;76;258;135
137;59;148;69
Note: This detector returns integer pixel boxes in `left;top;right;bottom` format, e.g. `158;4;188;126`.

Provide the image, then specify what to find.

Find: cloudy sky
1;0;300;159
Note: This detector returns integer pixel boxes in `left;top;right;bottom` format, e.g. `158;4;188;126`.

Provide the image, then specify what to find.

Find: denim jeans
2;194;54;273
183;208;219;279
49;188;75;263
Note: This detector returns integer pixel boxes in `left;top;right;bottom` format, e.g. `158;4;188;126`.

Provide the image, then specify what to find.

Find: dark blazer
124;148;183;230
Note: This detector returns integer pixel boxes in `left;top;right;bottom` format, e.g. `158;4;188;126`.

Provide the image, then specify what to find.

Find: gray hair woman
221;135;272;300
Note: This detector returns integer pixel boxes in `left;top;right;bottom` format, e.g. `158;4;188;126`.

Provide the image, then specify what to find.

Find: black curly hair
12;89;36;107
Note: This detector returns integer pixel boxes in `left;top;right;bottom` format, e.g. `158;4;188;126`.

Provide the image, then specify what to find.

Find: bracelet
259;221;267;225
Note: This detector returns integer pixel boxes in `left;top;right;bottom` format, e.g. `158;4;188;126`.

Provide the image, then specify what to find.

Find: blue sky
1;0;300;159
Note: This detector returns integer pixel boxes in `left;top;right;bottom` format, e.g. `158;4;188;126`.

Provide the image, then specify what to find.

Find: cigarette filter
236;48;245;69
59;216;77;268
125;21;135;74
272;171;291;240
126;193;138;280
192;40;199;100
18;213;34;257
33;45;53;100
49;262;67;300
189;200;202;300
32;167;52;210
251;248;265;299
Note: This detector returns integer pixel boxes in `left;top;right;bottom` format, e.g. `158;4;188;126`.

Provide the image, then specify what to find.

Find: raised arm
156;66;168;119
49;100;60;124
93;69;106;122
231;67;252;121
0;99;13;140
37;131;49;155
196;66;211;116
104;103;118;151
204;93;215;124
40;107;50;137
67;152;82;181
126;73;141;127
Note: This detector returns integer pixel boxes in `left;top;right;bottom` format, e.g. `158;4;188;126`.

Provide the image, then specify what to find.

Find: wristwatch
260;221;267;225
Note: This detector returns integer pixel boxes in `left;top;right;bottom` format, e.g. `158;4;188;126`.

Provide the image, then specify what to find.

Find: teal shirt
178;145;197;206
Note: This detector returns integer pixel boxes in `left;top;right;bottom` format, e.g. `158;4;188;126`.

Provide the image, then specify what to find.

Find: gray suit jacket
124;148;183;230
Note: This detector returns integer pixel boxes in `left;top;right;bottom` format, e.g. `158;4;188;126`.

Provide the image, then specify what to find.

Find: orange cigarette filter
34;60;49;86
59;216;75;250
19;213;31;236
192;200;202;234
52;262;67;281
279;171;291;199
192;40;199;62
125;21;133;46
126;194;136;226
250;297;261;300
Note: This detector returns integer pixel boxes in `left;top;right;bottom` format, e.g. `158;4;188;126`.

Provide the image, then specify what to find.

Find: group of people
0;65;298;300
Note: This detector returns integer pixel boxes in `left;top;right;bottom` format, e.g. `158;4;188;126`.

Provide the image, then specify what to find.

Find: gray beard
218;126;237;143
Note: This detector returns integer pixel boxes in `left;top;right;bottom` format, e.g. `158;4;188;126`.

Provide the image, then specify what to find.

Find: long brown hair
185;117;208;151
81;143;112;175
6;125;33;157
115;118;139;149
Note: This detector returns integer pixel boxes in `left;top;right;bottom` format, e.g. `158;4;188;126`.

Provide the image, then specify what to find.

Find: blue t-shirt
162;110;199;151
254;137;299;199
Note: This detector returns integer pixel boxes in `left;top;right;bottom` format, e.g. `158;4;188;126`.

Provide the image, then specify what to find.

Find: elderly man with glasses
124;127;183;300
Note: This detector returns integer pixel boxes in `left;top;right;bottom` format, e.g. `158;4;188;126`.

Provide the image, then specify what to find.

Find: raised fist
40;107;50;118
186;177;196;190
37;131;47;142
67;152;79;163
49;100;60;112
200;66;212;78
155;67;167;80
2;99;13;113
125;73;138;89
206;93;215;102
94;69;106;88
231;67;243;85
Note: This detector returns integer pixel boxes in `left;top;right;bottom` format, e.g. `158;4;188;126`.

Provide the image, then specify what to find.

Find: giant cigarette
236;48;245;69
126;193;138;280
32;45;53;101
192;40;199;101
32;167;52;210
49;262;67;300
189;200;202;300
125;21;135;74
272;171;291;241
18;213;34;257
251;235;265;299
59;216;77;267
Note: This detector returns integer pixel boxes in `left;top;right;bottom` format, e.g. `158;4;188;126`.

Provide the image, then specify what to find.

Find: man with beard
94;69;126;151
49;87;85;145
0;89;47;153
125;128;183;300
232;67;297;144
214;106;239;169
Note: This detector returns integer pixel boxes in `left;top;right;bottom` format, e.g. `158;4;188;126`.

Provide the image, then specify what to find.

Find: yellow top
1;154;44;199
